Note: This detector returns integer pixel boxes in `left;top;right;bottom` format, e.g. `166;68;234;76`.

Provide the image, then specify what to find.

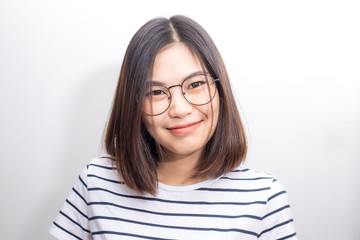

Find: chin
162;144;204;157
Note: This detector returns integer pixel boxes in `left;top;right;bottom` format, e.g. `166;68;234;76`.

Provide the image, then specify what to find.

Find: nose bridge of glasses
167;84;185;97
167;84;183;91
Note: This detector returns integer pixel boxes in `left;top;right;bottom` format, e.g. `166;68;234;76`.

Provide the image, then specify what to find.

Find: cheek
212;94;220;116
198;97;219;117
142;116;154;136
208;95;220;132
142;116;163;139
196;96;220;137
206;94;220;121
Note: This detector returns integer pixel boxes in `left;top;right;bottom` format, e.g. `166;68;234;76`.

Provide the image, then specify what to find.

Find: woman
49;15;296;239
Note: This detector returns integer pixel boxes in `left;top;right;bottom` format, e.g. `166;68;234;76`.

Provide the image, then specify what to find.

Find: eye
188;81;205;89
153;89;167;96
145;89;164;96
145;85;169;101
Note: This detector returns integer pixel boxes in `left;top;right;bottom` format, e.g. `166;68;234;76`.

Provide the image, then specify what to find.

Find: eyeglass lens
143;75;217;116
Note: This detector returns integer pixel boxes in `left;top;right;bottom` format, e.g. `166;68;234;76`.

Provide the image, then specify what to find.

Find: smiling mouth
166;121;203;134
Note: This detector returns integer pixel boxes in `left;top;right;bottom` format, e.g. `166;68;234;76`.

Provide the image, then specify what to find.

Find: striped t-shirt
49;157;296;239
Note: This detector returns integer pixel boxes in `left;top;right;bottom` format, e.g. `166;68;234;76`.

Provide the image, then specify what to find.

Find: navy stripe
263;205;290;219
258;219;294;237
92;231;172;240
53;221;82;240
268;190;286;201
231;168;250;172
59;211;90;233
99;156;115;160
78;176;87;189
220;176;273;181
88;201;262;220
89;216;258;237
88;163;114;170
87;174;124;184
66;199;88;219
196;187;270;192
88;187;266;206
72;187;87;204
277;232;297;240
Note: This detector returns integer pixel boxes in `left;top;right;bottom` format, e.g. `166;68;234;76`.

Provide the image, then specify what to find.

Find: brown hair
105;15;247;195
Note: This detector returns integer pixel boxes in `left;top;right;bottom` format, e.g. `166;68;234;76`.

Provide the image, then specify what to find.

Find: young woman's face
142;43;219;159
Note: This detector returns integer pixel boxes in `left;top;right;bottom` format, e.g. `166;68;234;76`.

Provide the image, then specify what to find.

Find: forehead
152;43;204;84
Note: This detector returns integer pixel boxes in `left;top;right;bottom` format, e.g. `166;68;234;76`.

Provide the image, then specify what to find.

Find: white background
1;0;359;239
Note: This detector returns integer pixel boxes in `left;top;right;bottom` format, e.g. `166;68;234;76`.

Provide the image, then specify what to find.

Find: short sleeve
49;165;92;240
259;179;297;240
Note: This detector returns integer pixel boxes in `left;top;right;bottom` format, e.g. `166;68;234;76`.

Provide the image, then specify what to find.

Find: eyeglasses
143;74;219;116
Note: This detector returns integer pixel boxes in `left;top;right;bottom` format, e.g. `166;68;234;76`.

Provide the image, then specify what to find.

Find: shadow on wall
24;66;119;240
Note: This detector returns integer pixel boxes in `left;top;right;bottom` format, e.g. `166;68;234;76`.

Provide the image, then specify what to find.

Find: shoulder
227;165;276;179
86;156;116;171
80;156;124;185
213;165;289;201
222;164;279;188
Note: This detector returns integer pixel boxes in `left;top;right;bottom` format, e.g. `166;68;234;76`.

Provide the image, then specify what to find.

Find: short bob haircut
105;15;247;195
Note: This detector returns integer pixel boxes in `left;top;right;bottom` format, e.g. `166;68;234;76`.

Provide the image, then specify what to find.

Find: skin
142;43;220;186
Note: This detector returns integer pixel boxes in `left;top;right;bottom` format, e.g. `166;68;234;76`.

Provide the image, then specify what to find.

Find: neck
157;150;204;186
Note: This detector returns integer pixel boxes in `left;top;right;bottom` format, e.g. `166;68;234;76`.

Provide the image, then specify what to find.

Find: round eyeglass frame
143;75;219;116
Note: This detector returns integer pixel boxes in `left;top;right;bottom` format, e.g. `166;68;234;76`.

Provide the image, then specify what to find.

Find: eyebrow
149;71;207;85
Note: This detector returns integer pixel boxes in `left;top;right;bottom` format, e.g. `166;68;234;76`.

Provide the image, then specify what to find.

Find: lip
166;121;203;134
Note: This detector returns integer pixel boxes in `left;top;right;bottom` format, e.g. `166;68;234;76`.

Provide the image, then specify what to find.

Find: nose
167;86;193;118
